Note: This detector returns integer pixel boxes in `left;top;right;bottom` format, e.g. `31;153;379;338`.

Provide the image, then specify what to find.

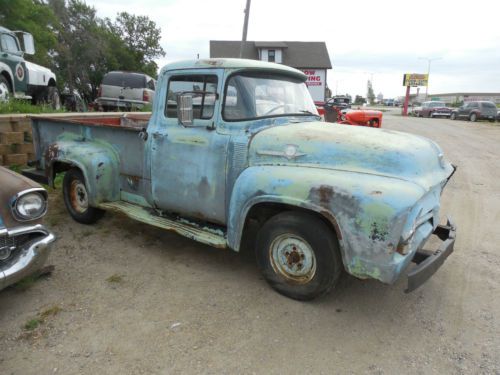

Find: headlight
11;189;48;221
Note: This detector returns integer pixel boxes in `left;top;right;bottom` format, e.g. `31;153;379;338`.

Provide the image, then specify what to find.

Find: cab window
166;75;218;120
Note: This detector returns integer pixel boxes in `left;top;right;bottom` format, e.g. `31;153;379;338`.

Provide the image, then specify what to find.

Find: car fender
44;137;120;206
227;165;427;282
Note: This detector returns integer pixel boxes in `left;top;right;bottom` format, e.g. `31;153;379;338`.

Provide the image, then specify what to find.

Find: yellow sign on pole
403;73;428;87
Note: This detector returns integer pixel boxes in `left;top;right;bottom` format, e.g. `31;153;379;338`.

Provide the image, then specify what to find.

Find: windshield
223;73;318;121
429;102;445;107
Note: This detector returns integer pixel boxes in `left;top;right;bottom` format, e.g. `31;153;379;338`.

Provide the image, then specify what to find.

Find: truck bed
28;112;152;202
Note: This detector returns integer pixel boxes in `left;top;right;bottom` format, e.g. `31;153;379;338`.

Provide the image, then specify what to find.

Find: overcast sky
86;0;500;99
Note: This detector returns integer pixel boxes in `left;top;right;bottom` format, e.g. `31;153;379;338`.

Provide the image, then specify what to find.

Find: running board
99;201;227;249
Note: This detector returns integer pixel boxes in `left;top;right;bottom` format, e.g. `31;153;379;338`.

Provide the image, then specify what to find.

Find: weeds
22;304;62;337
0;99;65;115
13;275;38;291
106;274;124;283
23;318;42;331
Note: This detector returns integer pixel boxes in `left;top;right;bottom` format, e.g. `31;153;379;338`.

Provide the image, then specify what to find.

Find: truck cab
0;26;59;108
25;59;456;300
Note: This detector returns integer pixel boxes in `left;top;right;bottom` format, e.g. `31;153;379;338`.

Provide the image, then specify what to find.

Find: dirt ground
1;111;499;374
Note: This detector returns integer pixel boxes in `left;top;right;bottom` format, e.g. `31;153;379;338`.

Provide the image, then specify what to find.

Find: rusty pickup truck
22;58;456;300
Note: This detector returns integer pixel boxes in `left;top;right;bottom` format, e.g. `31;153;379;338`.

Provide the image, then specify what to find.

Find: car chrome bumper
0;225;55;290
405;217;456;293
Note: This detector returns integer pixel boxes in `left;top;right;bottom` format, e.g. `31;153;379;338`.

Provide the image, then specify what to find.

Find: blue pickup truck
23;58;456;300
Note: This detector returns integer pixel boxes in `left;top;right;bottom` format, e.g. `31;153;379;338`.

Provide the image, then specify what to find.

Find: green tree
0;0;57;68
354;95;366;105
109;12;165;77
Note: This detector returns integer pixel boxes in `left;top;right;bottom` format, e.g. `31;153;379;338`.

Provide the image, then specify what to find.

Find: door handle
152;132;165;139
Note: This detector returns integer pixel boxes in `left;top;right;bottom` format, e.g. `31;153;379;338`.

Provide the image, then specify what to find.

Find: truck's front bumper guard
406;217;456;293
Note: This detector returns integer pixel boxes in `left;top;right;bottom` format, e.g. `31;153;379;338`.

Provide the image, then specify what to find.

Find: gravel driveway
1;112;499;374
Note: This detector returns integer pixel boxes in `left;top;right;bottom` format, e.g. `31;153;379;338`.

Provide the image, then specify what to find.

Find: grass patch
12;275;39;291
23;318;42;331
139;103;152;112
39;305;62;320
23;305;62;330
0;99;65;115
106;274;124;283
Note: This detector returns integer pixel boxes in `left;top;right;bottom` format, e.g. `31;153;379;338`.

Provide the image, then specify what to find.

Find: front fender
228;166;427;283
44;136;120;206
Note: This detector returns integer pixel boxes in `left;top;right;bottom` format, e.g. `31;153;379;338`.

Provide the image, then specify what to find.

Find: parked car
418;101;451;118
96;71;156;111
0;26;59;108
450;101;497;122
0;166;55;291
24;58;456;300
411;103;422;116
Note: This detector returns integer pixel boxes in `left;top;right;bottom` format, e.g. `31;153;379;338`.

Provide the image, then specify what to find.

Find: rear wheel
0;76;11;102
469;113;477;122
63;169;105;224
255;211;342;300
47;86;61;110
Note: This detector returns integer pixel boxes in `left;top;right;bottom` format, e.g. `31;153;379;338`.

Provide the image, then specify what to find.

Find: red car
418;101;452;118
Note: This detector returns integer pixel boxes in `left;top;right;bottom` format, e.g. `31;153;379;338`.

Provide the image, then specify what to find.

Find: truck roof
0;26;13;33
160;58;307;81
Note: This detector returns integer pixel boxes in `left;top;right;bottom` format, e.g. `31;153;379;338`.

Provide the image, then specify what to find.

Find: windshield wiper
298;110;320;116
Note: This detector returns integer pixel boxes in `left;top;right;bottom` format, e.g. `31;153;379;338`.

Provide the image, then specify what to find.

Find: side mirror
176;93;193;126
18;32;35;55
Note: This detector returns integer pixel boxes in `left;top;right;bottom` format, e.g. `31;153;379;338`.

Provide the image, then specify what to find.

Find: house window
268;50;275;62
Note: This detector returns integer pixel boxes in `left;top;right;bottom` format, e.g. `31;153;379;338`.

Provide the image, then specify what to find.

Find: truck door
150;69;229;225
0;32;27;96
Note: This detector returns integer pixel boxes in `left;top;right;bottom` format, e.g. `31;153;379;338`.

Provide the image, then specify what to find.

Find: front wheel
469;113;477;122
255;211;342;300
63;169;105;224
0;76;12;102
450;113;457;120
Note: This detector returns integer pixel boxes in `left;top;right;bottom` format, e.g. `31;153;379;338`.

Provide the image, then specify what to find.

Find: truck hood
248;121;454;190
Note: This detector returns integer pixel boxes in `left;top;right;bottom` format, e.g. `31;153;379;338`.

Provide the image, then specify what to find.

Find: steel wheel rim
70;180;89;213
269;234;316;284
0;82;10;101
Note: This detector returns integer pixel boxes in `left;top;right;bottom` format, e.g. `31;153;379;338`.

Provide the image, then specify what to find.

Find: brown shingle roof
209;40;332;69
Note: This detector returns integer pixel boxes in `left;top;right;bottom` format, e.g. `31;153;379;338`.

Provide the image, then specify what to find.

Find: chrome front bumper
0;225;55;290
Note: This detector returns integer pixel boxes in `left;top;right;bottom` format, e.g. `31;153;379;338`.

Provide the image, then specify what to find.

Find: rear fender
44;137;120;206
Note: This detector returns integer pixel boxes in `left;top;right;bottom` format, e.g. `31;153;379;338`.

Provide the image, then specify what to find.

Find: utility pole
418;57;442;99
239;0;251;58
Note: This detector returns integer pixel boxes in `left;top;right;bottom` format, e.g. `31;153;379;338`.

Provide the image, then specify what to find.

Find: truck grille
0;234;36;262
